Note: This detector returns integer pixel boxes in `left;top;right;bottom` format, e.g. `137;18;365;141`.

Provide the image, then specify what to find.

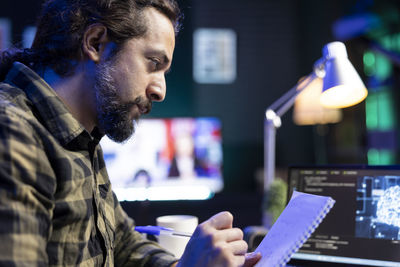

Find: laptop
287;165;400;267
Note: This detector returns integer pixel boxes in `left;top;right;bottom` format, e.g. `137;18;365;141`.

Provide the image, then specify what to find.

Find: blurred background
158;0;400;193
2;0;400;227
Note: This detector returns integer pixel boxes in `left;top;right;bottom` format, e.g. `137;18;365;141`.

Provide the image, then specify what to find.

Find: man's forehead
143;8;175;40
117;8;175;61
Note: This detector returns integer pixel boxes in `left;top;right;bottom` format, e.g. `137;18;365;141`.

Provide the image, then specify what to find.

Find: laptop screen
287;165;400;267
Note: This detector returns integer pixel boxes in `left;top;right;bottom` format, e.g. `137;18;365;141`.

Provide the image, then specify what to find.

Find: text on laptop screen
100;117;223;201
288;165;400;267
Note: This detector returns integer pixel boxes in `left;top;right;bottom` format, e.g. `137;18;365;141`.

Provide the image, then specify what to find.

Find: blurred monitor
287;165;400;267
100;117;223;201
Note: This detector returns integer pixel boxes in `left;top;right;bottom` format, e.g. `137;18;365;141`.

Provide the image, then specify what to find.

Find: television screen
100;117;223;201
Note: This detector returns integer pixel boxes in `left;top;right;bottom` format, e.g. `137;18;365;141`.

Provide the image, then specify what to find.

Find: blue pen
135;225;192;237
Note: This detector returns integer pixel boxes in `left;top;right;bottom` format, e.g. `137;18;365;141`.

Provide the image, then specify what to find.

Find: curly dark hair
0;0;181;79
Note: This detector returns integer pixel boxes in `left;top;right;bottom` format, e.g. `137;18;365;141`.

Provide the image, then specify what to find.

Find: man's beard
94;60;151;143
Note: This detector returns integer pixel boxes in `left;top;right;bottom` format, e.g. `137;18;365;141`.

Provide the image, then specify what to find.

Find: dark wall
0;1;42;45
190;1;300;192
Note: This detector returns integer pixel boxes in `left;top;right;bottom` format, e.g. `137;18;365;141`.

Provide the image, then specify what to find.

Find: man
0;0;261;266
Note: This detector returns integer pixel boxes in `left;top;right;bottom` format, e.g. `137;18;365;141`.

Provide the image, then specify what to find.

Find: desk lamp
264;41;368;191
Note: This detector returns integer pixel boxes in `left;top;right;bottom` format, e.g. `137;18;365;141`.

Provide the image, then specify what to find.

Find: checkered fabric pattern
0;62;177;266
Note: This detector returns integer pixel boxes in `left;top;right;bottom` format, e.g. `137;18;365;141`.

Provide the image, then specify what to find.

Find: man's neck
42;65;97;132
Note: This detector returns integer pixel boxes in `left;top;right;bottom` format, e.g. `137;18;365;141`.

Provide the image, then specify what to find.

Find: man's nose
147;77;166;102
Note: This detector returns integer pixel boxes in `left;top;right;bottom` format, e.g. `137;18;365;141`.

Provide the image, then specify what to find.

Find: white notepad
254;191;335;267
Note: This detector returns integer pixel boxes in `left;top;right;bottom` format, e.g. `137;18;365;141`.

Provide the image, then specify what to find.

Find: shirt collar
4;62;94;146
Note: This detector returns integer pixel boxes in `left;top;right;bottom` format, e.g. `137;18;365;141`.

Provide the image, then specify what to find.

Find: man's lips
137;104;146;115
126;98;152;117
137;101;152;115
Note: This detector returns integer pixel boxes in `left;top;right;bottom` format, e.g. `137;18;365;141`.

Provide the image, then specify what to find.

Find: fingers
213;227;243;243
206;211;233;230
179;212;249;267
227;239;248;255
197;219;245;252
202;214;249;262
210;242;247;266
244;252;262;267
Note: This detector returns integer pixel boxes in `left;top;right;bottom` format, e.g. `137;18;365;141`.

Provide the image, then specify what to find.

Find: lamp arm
268;82;303;112
275;73;317;117
264;72;318;191
268;71;318;112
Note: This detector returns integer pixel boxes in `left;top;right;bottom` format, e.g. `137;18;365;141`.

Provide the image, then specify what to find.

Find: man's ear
82;24;109;63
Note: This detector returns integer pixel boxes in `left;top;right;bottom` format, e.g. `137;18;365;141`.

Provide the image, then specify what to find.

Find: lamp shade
320;42;368;108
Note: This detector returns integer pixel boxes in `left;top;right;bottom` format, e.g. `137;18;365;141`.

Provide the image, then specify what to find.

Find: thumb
206;211;233;230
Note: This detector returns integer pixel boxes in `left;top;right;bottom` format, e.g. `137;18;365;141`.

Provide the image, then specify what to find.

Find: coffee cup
156;215;198;258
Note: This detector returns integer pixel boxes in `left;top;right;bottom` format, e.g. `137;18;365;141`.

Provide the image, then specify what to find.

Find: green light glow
364;34;399;165
365;93;378;130
363;51;375;76
378;90;395;131
379;150;395;165
363;52;375;66
375;53;392;81
367;149;395;165
365;89;395;131
368;148;379;165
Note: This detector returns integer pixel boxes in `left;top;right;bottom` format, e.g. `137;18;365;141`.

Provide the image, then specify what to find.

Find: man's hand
176;211;261;267
244;252;262;267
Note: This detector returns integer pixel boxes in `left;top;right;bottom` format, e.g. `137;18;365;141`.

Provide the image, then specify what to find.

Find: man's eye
149;58;161;70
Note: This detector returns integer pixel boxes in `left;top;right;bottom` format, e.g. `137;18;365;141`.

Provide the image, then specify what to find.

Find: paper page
254;191;335;267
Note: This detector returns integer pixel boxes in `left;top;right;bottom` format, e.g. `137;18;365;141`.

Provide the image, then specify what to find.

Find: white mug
156;215;198;258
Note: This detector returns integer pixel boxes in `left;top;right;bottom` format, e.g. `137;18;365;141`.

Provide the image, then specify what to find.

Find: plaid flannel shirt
0;62;177;266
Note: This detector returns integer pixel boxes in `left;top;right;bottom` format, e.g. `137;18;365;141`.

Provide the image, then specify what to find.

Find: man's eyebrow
148;49;170;63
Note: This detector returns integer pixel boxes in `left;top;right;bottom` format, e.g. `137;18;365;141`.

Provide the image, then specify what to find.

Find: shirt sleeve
112;194;179;267
0;108;55;266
